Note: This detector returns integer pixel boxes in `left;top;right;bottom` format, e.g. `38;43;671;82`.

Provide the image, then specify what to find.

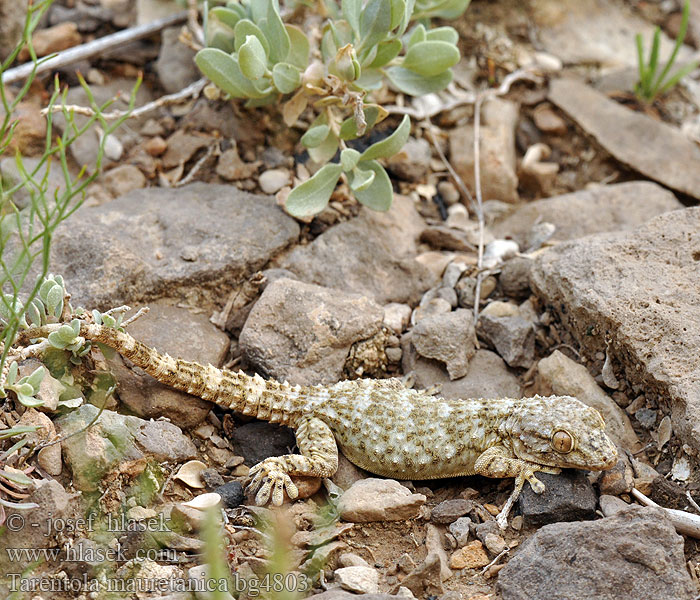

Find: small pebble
431;499;473;524
145;136;167;156
438;180;461;205
214;481;245;508
259;168;290;194
449;540;490;569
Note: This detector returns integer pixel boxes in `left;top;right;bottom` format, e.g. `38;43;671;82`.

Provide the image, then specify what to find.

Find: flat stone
337;478;426;522
530;208;700;453
161;130;212;169
518;471;597;527
411;309;476;379
549;79;700;199
335;566;380;594
50;183;299;309
386;137;432;181
491;181;682;247
449;98;519;203
405;349;522;400
240;278;383;385
281;195;436;305
431;499;473;524
531;0;692;69
107;301;229;428
497;506;696;600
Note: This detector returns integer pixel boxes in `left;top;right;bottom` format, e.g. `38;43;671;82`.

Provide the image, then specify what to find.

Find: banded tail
36;324;306;427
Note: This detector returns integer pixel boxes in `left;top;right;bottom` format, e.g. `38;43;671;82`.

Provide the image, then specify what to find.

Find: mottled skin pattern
20;324;618;526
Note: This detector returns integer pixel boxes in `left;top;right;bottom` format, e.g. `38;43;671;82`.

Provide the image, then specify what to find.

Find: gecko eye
552;430;573;453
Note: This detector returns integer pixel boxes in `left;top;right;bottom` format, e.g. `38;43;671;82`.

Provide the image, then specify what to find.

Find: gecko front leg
474;445;561;529
246;416;339;506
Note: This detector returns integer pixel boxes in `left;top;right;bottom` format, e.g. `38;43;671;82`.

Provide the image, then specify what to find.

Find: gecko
18;323;618;527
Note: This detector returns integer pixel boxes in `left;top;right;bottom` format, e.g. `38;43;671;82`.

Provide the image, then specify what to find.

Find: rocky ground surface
2;0;700;599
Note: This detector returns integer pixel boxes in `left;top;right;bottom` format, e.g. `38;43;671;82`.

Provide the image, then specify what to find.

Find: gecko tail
80;323;301;425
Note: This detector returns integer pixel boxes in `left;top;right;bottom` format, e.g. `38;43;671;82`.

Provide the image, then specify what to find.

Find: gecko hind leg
246;416;338;506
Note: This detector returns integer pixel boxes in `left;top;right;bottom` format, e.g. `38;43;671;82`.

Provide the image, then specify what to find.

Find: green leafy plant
635;0;699;102
0;0;139;379
196;0;469;217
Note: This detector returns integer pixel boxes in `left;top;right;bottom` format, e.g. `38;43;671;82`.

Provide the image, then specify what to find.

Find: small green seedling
635;0;699;102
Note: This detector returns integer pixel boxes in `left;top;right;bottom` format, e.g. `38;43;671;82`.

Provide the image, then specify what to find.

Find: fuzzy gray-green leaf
360;114;410;161
402;40;459;76
426;26;459;45
369;39;402;68
301;124;331;148
195;48;266;98
285;164;343;218
285;25;310;69
340;148;361;171
360;0;392;51
272;62;301;93
234;19;270;55
349;165;375;191
239;35;268;80
385;65;453;95
352;160;393;210
260;0;290;63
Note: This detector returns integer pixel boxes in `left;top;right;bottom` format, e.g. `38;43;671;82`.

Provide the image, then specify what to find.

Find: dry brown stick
2;11;188;85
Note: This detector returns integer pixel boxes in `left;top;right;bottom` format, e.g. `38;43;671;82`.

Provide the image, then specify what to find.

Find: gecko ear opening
551;430;573;453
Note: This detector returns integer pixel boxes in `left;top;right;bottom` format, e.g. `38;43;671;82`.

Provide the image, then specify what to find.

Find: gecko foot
246;458;299;506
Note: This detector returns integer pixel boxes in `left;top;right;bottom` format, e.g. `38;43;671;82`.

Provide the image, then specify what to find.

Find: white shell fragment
174;460;208;489
182;492;222;511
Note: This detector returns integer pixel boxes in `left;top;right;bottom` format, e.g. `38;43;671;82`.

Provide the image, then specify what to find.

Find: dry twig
2;12;188;85
41;78;207;120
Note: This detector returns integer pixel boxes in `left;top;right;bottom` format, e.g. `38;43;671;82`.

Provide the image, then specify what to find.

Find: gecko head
509;395;618;471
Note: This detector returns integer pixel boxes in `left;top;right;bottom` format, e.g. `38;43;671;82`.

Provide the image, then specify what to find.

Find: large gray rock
50;183;299;309
280;195;436;304
530;207;700;454
240;278;384;385
498;506;696;600
404;349;522;400
531;0;692;69
491;181;682;247
55;404;197;491
549;78;700;199
107;301;229;429
0;0;27;60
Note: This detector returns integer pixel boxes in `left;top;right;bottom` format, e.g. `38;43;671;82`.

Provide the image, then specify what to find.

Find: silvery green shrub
195;0;469;217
